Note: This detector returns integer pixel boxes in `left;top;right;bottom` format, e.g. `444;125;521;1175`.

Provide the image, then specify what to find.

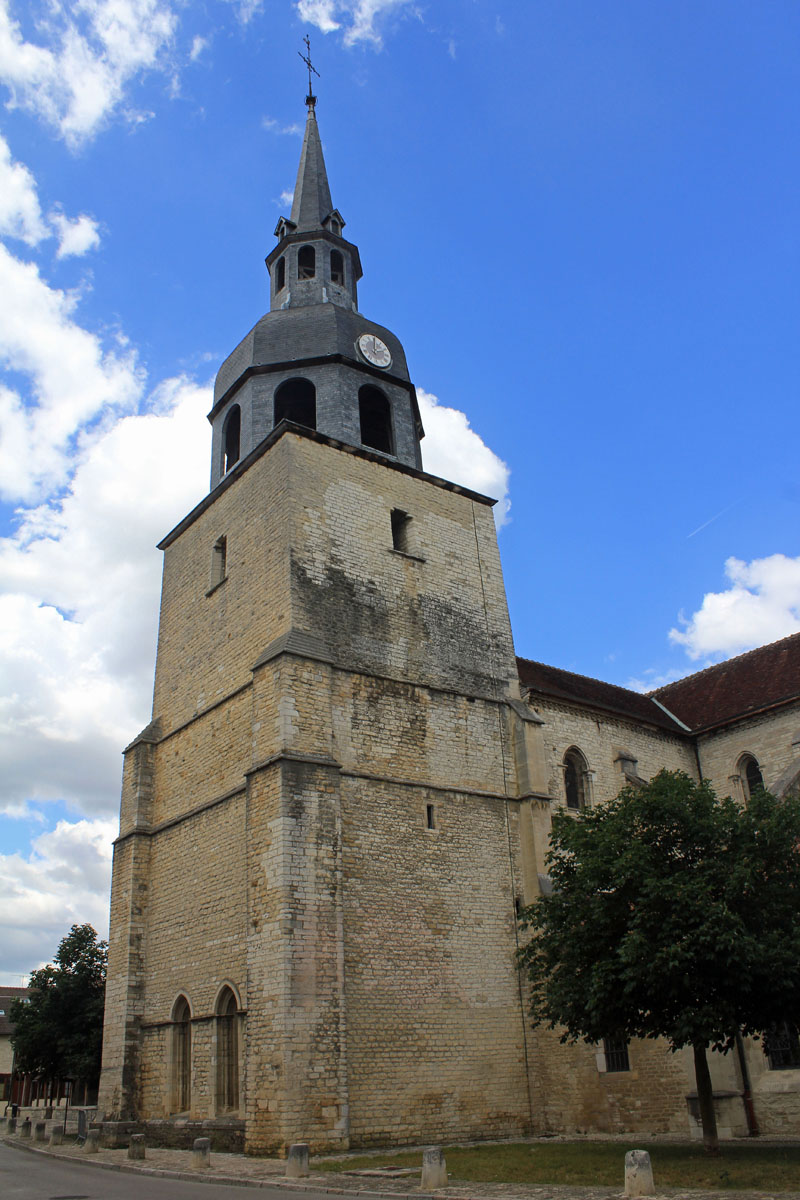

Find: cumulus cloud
0;242;144;501
0;378;209;817
0;134;48;245
297;0;414;47
0;816;116;982
0;0;177;147
669;554;800;660
418;388;510;527
52;211;102;258
189;34;207;61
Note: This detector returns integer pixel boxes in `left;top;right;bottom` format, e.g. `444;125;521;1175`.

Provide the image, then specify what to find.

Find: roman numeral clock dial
357;332;392;369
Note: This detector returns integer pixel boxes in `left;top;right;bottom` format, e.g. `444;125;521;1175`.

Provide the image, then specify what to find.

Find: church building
97;87;800;1153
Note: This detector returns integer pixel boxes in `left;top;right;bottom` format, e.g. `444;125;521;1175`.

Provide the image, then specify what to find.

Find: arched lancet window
563;747;588;812
739;753;764;802
359;385;393;455
223;405;241;474
275;255;286;292
215;987;239;1113
171;995;191;1113
297;245;315;279
274;378;316;431
330;249;344;286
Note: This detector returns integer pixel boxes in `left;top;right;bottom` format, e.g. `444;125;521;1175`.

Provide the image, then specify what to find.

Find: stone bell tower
98;82;549;1154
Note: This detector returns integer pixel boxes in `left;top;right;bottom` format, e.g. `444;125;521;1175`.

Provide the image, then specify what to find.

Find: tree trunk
693;1042;719;1154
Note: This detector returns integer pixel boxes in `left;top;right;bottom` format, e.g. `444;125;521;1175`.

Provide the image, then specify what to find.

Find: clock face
357;333;392;369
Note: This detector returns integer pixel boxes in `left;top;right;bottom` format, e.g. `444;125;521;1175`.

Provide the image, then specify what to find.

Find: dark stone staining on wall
291;557;501;698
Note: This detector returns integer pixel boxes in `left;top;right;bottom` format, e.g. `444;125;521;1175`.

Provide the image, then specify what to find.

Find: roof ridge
516;655;644;696
651;629;800;696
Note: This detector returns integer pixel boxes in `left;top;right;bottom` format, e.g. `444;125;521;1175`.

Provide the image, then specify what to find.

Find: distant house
0;986;29;1106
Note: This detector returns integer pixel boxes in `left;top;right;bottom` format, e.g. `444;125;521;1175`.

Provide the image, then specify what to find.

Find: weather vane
299;34;320;108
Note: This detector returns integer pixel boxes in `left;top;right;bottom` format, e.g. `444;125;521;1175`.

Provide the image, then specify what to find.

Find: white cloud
262;115;302;135
0;0;177;147
418;387;510;527
0;378;209;818
296;0;414;47
669;554;800;660
0;133;48;245
189;34;207;61
279;188;294;207
0;242;143;501
0;816;116;982
51;211;101;258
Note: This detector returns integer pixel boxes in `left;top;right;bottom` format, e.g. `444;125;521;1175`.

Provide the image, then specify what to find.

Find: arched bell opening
274;379;317;431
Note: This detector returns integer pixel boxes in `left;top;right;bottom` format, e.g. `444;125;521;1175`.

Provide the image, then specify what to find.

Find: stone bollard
34;1121;47;1143
49;1128;64;1147
128;1133;146;1160
421;1146;448;1190
625;1149;655;1197
7;1117;16;1135
84;1129;100;1154
20;1118;32;1139
192;1137;211;1169
285;1142;310;1178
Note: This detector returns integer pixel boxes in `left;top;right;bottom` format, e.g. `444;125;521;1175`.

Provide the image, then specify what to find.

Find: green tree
10;924;107;1093
517;771;800;1152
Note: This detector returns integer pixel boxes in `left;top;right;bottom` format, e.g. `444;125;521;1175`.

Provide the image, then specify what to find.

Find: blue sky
0;0;798;981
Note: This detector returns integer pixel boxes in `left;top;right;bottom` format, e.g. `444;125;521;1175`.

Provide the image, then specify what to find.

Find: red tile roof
516;657;687;734
651;632;800;732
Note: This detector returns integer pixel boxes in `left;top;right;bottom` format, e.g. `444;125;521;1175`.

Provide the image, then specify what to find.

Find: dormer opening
223;404;241;474
359;386;393;455
330;218;340;235
330;249;344;286
275;255;286;292
274;378;316;431
297;246;315;280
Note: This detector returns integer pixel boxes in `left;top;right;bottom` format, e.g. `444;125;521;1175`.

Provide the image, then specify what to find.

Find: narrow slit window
210;536;227;589
297;245;315;279
275;255;286;292
426;804;435;830
223;404;241;474
391;509;410;553
330;249;344;285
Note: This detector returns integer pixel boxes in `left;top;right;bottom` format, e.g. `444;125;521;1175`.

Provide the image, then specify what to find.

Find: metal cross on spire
299;35;320;109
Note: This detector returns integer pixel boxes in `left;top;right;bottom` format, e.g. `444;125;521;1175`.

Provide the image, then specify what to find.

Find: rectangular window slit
391;509;411;553
426;804;435;830
210;535;227;590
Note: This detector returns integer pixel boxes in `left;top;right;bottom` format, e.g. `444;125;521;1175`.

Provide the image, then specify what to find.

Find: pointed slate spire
289;103;334;233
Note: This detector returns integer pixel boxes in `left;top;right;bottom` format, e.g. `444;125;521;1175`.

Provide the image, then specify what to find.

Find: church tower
98;85;549;1154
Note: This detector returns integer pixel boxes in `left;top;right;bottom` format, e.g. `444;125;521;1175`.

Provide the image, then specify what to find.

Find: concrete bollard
20;1118;32;1139
421;1146;448;1190
128;1133;146;1160
84;1129;100;1154
34;1121;47;1143
49;1128;64;1147
625;1149;655;1197
285;1142;310;1178
7;1117;16;1134
192;1137;211;1169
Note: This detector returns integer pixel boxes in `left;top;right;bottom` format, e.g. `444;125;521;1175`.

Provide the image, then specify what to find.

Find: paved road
0;1140;342;1200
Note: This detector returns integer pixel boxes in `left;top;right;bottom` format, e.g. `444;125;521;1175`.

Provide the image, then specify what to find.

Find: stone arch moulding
737;752;764;802
562;745;592;812
213;980;243;1012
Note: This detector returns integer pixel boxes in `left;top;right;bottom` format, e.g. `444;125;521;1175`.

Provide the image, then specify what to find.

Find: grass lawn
315;1141;800;1190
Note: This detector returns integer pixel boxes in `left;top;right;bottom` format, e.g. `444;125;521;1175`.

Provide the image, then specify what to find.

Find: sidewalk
3;1132;799;1200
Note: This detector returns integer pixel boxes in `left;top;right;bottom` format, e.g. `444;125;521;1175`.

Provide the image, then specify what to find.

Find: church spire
288;36;333;233
289;100;334;233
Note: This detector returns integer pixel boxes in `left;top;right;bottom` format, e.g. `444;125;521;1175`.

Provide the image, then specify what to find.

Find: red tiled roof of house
651;631;800;732
516;657;687;734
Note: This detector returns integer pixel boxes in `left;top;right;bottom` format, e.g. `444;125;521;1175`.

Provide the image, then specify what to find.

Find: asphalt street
0;1140;343;1200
